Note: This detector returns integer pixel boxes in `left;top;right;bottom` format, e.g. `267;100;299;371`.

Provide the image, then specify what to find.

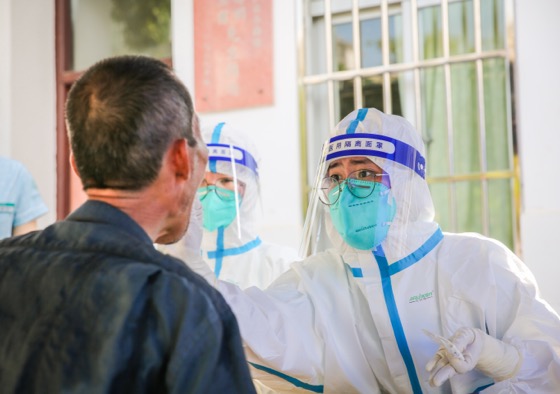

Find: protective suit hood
302;108;439;263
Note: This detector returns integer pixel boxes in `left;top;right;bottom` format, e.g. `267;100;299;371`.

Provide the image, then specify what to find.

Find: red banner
194;0;274;112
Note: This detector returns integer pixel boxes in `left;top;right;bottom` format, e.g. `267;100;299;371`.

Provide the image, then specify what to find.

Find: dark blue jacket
0;200;256;393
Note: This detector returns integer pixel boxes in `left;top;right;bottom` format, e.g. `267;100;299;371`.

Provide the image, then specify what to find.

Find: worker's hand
181;198;217;285
426;327;522;387
184;197;204;252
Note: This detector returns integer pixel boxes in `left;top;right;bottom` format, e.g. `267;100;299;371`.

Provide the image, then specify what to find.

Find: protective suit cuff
493;344;523;382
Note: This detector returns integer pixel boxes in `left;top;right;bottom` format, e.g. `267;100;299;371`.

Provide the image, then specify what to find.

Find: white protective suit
193;109;560;393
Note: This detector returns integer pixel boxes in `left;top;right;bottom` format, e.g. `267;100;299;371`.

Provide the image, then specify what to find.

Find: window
55;0;171;217
298;0;519;253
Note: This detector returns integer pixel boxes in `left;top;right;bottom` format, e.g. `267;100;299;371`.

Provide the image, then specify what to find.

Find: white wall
0;0;57;228
172;0;302;251
0;0;12;156
516;0;560;313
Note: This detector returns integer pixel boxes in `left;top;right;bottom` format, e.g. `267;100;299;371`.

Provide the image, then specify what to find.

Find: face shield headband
207;121;260;178
207;143;259;178
325;133;426;180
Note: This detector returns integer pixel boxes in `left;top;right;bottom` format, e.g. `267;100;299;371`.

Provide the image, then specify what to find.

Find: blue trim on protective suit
346;108;369;134
208;236;261;259
211;122;225;143
347;231;443;279
209;122;225;173
346;265;363;278
374;247;423;393
249;362;324;393
364;228;443;394
473;382;494;393
387;229;443;275
207;236;262;277
214;227;225;277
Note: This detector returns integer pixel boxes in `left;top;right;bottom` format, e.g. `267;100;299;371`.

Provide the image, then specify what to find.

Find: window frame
55;0;172;219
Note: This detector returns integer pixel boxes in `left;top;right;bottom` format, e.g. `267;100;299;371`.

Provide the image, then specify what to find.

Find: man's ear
170;139;190;180
70;153;79;177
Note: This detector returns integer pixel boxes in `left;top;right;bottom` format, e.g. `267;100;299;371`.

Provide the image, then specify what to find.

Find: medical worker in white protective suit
188;108;560;393
164;121;296;290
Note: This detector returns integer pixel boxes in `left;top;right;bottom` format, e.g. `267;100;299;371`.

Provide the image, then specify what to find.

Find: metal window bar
324;0;336;129
504;0;520;255
473;0;490;236
441;0;458;231
301;49;509;84
381;0;392;113
352;0;364;109
410;0;423;132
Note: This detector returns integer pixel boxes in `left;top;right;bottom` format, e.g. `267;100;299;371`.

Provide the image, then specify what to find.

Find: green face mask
329;181;396;250
199;187;242;231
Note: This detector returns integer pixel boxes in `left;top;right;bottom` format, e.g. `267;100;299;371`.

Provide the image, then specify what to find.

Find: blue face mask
198;187;242;231
329;182;396;250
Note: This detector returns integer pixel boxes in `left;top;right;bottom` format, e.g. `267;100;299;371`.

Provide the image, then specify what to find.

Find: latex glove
183;197;204;252
426;327;522;387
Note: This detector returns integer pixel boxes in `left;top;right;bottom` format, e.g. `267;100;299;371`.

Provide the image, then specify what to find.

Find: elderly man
0;56;255;393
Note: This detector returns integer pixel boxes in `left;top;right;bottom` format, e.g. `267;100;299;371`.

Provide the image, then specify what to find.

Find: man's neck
86;186;169;242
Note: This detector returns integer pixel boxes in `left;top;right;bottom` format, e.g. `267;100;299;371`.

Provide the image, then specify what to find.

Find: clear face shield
197;141;260;239
300;131;428;262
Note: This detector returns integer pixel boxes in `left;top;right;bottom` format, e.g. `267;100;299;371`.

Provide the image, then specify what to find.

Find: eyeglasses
319;169;390;205
197;178;245;201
